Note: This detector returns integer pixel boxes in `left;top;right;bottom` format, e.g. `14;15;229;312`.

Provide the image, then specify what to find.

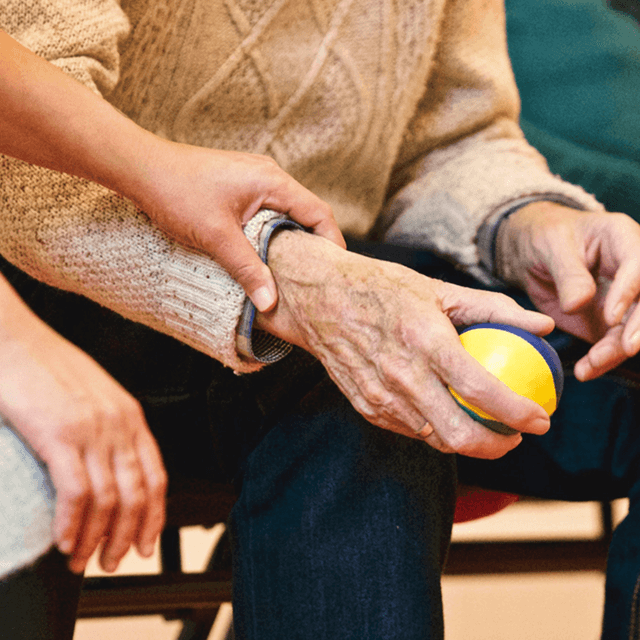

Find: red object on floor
454;487;520;523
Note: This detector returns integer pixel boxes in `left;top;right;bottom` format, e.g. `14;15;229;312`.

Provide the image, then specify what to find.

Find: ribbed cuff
236;218;306;363
162;209;293;373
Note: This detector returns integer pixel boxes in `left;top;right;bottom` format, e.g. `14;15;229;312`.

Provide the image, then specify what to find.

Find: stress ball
449;323;563;435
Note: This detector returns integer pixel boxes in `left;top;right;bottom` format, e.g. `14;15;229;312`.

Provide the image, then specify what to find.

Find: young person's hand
0;29;344;314
129;142;345;312
0;276;167;574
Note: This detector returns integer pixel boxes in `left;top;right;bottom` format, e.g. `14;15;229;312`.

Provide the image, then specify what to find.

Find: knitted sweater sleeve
379;0;604;274
0;0;275;373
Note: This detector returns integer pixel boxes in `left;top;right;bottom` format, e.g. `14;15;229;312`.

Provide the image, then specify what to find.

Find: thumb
204;227;278;312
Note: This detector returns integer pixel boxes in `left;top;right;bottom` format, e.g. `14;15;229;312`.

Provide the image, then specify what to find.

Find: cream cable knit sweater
0;0;602;373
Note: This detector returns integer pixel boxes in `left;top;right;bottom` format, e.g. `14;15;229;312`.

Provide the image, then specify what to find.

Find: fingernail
140;542;154;558
251;286;275;312
630;331;640;353
612;302;624;323
104;559;117;573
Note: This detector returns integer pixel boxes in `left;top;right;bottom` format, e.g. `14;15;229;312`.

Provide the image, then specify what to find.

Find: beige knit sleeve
0;0;269;372
379;0;604;273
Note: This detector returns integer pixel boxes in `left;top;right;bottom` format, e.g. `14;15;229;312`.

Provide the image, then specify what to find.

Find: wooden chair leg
161;526;183;574
174;528;233;640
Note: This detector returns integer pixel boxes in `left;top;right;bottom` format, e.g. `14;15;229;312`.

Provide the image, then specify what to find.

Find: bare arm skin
0;29;344;311
0;29;343;573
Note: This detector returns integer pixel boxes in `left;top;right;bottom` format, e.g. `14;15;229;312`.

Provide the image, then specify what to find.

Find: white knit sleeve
0;157;282;372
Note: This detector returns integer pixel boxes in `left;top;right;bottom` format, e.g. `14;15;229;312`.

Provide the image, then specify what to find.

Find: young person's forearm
0;29;157;201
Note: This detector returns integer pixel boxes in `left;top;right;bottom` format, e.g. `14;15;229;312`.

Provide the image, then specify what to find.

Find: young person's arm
0;29;343;313
0;27;340;574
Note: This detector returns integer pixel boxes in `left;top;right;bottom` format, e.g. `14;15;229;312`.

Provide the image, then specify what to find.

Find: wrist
252;229;313;346
236;220;306;363
0;275;52;358
494;201;586;284
89;122;166;206
253;229;357;346
254;230;396;352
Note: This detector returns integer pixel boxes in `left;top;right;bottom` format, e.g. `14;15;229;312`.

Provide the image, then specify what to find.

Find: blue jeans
2;246;640;639
230;379;456;639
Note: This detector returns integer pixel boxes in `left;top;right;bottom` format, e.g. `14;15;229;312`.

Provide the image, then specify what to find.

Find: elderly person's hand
495;202;640;381
255;231;555;460
0;275;167;575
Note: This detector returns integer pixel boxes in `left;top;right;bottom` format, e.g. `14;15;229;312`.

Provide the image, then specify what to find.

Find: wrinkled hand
0;277;167;574
256;231;554;459
129;140;345;312
495;202;640;381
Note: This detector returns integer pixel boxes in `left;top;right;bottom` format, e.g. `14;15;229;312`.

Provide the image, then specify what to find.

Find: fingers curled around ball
414;421;434;438
420;427;456;454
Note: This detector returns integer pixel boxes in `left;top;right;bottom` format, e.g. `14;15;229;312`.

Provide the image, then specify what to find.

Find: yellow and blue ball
449;323;563;435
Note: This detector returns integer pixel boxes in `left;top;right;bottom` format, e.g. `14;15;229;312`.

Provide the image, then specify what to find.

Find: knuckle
360;382;388;409
423;325;454;358
438;414;479;456
486;291;518;312
148;468;169;498
145;507;167;538
100;403;124;427
200;217;226;239
320;201;334;218
446;429;476;455
95;484;118;512
68;404;100;432
101;551;124;571
122;486;146;513
62;482;90;509
383;363;418;396
431;343;457;377
76;401;121;433
487;290;511;305
452;377;486;408
350;395;377;422
226;259;266;287
254;152;279;168
123;396;146;424
189;223;225;254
